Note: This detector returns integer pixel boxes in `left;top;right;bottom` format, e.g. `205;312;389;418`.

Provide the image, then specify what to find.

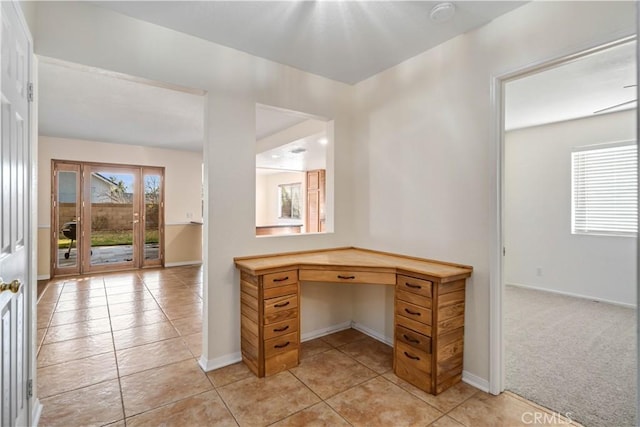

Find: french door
52;161;164;276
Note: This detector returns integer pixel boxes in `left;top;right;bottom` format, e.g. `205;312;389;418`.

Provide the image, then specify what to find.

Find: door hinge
503;247;506;256
27;83;33;103
27;379;32;399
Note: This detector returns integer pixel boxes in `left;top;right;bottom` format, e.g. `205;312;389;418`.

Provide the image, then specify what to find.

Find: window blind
572;142;638;236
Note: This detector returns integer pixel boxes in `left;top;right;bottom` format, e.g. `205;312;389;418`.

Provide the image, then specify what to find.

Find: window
572;142;637;236
279;183;301;219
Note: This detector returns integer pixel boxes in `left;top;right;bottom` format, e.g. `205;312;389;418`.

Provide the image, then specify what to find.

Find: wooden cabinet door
306;169;325;233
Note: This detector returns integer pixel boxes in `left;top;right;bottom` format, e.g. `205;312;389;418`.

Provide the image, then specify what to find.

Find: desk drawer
263;317;298;340
396;314;432;337
396;325;431;354
396;340;431;374
396;289;431;309
264;331;299;358
264;270;298;288
265;349;298;376
395;343;431;392
299;269;395;285
264;283;298;300
397;275;432;298
396;300;432;326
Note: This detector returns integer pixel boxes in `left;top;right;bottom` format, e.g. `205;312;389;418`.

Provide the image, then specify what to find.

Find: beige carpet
505;285;637;427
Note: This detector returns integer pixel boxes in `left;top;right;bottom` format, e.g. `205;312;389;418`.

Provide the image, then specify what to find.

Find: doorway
497;38;637;426
51;160;165;276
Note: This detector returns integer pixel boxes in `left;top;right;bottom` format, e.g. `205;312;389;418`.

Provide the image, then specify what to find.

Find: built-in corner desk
233;247;473;395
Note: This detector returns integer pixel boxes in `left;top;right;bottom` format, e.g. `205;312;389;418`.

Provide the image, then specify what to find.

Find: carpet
505;285;637;427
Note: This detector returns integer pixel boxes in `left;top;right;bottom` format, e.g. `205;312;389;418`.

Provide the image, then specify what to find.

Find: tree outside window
279;183;301;219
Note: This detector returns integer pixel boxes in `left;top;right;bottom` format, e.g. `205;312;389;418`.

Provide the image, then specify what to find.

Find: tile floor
37;267;578;427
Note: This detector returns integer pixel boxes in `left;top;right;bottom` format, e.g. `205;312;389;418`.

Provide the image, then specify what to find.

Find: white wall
255;171;306;228
31;1;355;368
505;110;636;306
352;1;635;383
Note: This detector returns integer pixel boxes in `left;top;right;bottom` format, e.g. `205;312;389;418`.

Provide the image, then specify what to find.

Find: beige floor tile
155;294;202;308
105;283;148;295
55;295;108;312
182;332;202;358
37;328;46;349
321;328;367;347
338;336;393;374
38;287;63;305
120;359;213;417
271;402;350;427
49;305;110;326
44;317;112;344
38;332;114;368
108;299;161;316
107;290;155;305
38;352;118;398
104;421;125;427
112;321;178;350
39;379;123;427
117;336;193;376
37;303;56;328
57;287;105;302
126;390;237;427
61;279;105;292
160;302;202;320
217;371;320;427
289;348;377;399
383;373;479;413
110;309;168;331
327;376;443;426
206;362;253;387
103;276;144;287
170;315;202;335
300;338;333;361
144;282;189;292
447;392;555;427
429;415;466;427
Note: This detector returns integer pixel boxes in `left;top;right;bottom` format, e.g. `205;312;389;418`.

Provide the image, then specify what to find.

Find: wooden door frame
50;161;82;277
50;160;165;277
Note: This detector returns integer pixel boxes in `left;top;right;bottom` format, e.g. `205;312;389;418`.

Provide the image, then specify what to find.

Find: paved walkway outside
58;244;159;267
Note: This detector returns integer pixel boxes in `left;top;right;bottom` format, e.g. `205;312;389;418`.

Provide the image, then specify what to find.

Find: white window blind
572;142;638;236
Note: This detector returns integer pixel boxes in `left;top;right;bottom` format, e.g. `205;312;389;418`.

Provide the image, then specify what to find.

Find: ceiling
255;105;309;140
505;40;637;131
256;130;327;172
94;1;526;85
38;58;205;151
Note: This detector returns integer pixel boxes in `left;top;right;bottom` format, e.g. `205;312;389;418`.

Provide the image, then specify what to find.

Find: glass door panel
85;167;139;270
54;163;81;275
142;170;163;266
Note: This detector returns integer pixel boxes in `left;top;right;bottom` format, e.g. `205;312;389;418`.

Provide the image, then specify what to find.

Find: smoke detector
430;2;456;23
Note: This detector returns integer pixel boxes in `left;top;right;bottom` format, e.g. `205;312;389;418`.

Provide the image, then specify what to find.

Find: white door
0;1;32;426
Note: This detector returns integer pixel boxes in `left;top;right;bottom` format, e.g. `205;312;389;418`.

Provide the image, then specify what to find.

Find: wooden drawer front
264;283;298;300
396;300;432;326
265;349;298;376
396;314;432;337
263;270;298;289
264;294;298;324
299;269;396;285
264;331;299;358
396;325;431;354
397;275;432;298
263;317;298;341
395;354;431;393
395;340;431;374
396;289;431;309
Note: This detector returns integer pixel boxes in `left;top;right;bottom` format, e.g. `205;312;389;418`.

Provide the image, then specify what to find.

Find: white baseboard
37;274;50;281
351;321;393;346
165;261;202;268
462;370;490;394
507;282;636;309
198;352;242;372
301;321;351;342
32;399;43;426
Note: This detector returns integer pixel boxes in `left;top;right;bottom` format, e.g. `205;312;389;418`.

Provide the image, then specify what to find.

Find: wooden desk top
234;247;472;283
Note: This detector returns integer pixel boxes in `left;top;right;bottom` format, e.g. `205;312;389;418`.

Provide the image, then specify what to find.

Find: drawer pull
404;308;421;316
273;325;290;333
274;341;290;349
272;276;289;282
274;301;290;308
403;334;420;344
405;282;422;289
337;275;356;280
404;351;421;361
